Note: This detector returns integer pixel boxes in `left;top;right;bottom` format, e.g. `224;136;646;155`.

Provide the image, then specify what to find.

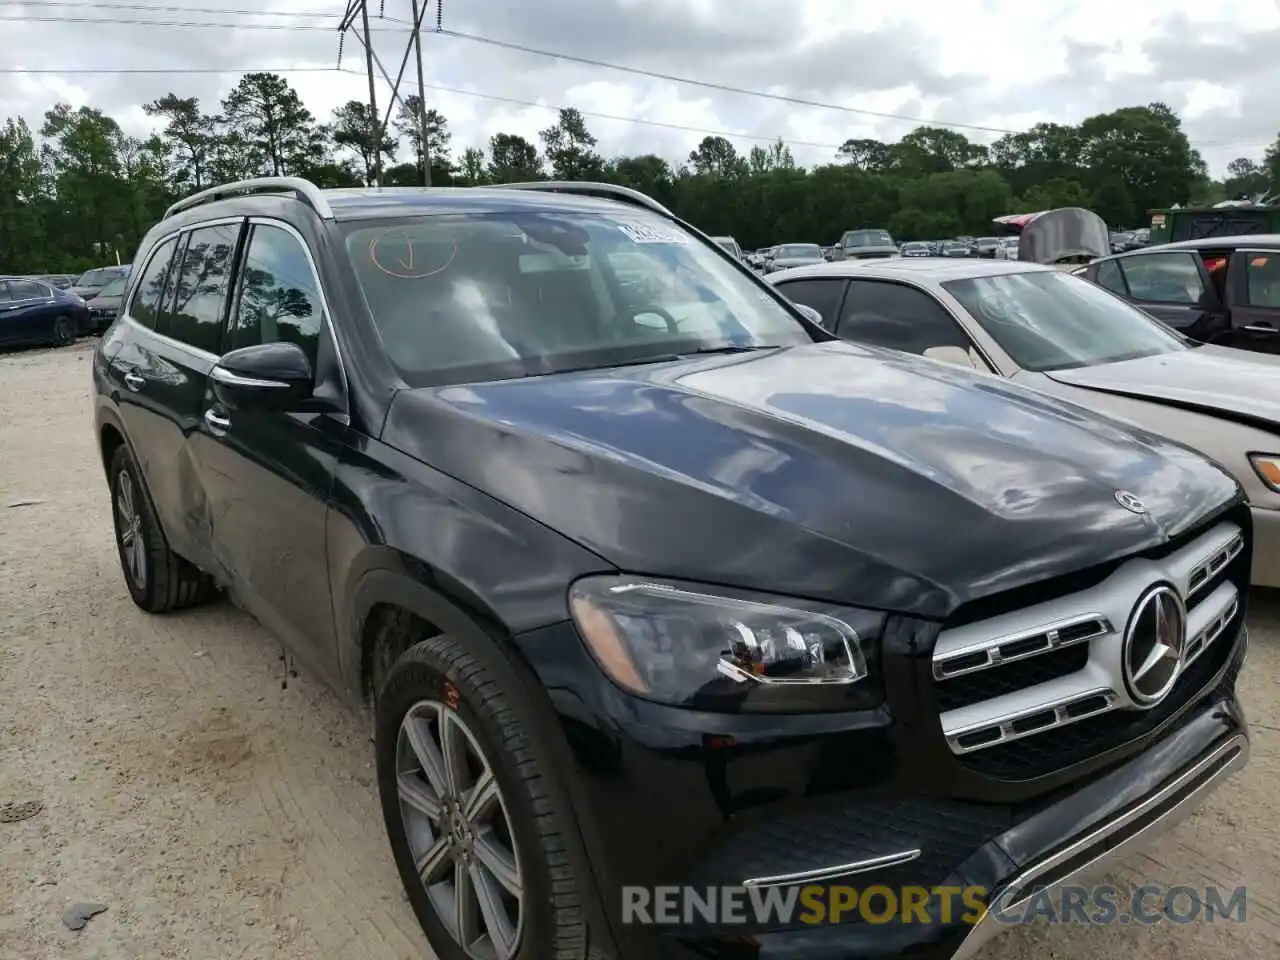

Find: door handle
204;408;231;434
1242;324;1278;334
122;371;145;391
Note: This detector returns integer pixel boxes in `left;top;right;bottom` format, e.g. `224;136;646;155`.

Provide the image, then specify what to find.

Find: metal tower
337;0;440;186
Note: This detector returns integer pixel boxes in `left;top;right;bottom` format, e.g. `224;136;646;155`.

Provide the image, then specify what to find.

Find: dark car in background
940;240;972;258
0;275;88;347
94;176;1249;960
1081;235;1280;354
832;228;899;260
762;242;826;272
86;275;128;333
70;264;131;302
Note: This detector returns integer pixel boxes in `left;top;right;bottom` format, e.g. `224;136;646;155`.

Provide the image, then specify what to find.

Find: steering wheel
615;303;681;334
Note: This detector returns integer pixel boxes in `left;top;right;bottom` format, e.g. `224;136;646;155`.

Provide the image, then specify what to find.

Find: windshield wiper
677;344;779;357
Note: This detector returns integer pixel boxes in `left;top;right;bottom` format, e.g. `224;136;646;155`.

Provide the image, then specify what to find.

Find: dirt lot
1;340;1279;960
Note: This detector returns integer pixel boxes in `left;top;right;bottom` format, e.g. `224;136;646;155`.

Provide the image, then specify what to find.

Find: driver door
192;219;347;685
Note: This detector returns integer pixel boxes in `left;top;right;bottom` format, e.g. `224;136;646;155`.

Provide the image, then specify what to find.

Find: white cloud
2;0;1278;175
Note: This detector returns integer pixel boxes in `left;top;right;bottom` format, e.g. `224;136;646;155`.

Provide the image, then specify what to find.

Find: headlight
1249;454;1280;492
568;576;882;712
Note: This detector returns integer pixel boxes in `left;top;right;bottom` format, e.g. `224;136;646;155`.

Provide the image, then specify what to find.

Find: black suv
93;177;1250;960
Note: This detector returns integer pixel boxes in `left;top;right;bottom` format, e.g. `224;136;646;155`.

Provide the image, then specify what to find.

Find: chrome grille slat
933;614;1110;680
935;521;1243;758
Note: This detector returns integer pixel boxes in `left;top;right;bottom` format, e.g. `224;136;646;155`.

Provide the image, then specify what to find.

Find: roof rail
487;181;675;218
163;176;334;221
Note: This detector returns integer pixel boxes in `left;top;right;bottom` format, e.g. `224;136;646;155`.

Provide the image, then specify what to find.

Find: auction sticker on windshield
617;220;689;244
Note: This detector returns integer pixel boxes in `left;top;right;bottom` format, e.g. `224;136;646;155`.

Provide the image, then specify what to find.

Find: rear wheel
109;444;217;612
375;631;592;960
51;315;75;346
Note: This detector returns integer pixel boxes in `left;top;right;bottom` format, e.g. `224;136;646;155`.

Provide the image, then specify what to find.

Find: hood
771;256;825;268
70;286;100;300
842;245;900;258
89;293;123;309
381;342;1239;619
1044;345;1280;429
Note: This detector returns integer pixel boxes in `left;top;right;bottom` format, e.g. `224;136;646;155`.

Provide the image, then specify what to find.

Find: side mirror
923;345;977;369
793;304;826;327
210;341;314;410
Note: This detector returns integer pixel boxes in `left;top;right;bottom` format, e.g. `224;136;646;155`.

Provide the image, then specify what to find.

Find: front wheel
108;445;217;612
375;633;593;960
51;315;75;346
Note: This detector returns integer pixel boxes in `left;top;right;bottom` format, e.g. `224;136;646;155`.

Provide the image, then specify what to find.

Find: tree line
3;70;1279;273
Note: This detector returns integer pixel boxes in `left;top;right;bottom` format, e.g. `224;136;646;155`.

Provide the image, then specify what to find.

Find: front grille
932;516;1247;779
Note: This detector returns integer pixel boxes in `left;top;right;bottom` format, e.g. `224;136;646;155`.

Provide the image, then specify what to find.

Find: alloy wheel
396;699;524;960
114;470;147;589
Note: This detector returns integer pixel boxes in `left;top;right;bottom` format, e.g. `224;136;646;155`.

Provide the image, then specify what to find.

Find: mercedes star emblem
1123;585;1187;706
1114;490;1147;514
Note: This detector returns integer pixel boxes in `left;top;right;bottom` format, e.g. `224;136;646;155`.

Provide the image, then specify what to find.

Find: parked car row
0;264;133;348
92;176;1249;960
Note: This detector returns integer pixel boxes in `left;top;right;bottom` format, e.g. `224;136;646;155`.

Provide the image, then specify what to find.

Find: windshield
343;211;814;387
842;230;893;247
943;269;1186;372
776;244;821;258
977;238;1000;247
96;277;127;298
902;242;928;251
75;267;122;289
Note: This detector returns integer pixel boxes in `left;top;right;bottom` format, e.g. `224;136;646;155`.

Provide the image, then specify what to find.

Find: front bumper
516;614;1248;960
1250;504;1280;587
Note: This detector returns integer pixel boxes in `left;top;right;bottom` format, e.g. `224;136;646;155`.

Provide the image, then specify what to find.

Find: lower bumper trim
952;732;1248;959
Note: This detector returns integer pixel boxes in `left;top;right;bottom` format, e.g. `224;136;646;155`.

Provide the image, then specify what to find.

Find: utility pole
410;0;431;186
359;0;382;186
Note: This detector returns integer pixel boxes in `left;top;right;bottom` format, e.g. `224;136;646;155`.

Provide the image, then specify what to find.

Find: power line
0;0;337;14
0;65;342;73
333;68;849;150
3;9;1275;151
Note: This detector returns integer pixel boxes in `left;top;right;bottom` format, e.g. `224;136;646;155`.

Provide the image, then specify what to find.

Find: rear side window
227;223;325;369
167;222;240;354
1118;253;1205;304
1245;252;1280;308
775;278;845;330
129;236;180;330
1095;258;1127;295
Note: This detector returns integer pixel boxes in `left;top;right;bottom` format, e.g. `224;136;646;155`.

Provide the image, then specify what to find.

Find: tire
51;315;75;347
109;444;217;612
375;630;592;960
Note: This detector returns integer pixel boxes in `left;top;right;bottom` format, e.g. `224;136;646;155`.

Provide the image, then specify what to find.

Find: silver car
768;257;1280;586
763;243;825;273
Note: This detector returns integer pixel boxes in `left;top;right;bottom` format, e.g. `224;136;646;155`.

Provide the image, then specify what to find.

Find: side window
1244;252;1280;308
0;282;14;302
7;280;45;300
1095;258;1127;296
838;280;973;355
227;223;324;368
1118;253;1205;304
774;278;846;330
167;222;240;354
129;236;179;330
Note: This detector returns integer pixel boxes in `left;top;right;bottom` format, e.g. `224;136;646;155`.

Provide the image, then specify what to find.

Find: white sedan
768;257;1280;586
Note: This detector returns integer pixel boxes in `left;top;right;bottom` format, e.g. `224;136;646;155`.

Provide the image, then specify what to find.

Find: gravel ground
1;339;1278;960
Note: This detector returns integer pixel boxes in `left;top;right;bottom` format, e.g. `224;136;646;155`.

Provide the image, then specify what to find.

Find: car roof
767;258;1054;283
1104;234;1280;259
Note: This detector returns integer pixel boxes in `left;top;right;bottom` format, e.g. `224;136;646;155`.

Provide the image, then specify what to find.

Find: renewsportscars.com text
620;883;1247;928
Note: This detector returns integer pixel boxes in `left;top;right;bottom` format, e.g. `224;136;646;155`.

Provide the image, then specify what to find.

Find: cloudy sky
3;0;1279;176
